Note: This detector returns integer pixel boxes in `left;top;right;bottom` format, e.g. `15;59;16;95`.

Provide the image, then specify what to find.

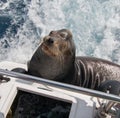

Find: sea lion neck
28;46;75;81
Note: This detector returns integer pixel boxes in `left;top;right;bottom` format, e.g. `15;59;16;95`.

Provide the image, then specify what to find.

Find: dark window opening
7;90;71;118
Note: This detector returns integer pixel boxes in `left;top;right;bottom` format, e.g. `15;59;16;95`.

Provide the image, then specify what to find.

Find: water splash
0;0;120;64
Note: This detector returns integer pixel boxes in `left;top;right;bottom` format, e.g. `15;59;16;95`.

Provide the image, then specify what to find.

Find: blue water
0;0;120;64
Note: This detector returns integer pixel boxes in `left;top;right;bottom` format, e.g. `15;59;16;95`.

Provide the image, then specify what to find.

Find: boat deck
0;61;119;118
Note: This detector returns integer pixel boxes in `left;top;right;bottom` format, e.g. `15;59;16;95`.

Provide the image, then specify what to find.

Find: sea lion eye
49;31;54;35
49;31;57;35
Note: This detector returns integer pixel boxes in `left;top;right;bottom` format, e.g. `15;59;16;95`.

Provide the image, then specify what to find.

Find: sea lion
28;29;120;90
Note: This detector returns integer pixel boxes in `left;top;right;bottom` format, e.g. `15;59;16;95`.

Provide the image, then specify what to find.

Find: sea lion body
72;57;120;89
28;29;120;90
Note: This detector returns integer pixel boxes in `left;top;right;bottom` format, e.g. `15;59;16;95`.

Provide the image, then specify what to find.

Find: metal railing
0;68;120;102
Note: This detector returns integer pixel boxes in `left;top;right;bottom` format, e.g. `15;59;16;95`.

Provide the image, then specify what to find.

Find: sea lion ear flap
67;30;76;56
66;30;73;41
62;29;75;56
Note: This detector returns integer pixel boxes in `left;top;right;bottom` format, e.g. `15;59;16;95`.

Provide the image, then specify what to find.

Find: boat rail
0;68;120;103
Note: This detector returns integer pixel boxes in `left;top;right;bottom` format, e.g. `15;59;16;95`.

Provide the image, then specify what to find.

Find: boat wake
0;0;120;64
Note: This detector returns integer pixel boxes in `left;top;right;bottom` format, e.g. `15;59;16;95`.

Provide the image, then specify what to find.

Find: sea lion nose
43;36;54;44
46;38;54;44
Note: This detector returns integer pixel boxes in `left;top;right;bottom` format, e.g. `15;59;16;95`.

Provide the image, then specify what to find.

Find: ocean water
0;0;120;64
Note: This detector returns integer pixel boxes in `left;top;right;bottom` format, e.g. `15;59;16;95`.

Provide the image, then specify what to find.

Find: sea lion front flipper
96;80;120;117
98;80;120;95
11;68;27;74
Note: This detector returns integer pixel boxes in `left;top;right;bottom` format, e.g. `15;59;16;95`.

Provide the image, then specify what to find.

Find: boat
0;61;120;118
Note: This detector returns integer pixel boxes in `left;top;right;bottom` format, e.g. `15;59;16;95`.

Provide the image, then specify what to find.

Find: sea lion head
28;29;75;81
41;29;75;59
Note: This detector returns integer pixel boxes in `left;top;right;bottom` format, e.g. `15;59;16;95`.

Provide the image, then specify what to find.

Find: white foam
0;0;120;64
0;0;12;10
